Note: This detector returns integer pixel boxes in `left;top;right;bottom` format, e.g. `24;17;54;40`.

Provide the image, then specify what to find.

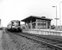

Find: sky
0;0;62;27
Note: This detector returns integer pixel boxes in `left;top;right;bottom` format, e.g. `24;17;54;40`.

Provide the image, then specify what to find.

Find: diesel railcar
7;20;22;32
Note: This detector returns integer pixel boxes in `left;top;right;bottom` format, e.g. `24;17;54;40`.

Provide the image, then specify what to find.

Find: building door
32;23;36;29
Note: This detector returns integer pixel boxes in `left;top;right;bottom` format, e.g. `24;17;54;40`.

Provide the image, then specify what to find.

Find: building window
38;22;46;26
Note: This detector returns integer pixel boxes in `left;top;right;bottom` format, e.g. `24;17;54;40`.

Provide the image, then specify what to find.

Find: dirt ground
1;30;55;50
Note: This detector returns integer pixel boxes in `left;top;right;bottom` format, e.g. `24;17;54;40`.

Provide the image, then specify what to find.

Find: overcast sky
0;0;62;27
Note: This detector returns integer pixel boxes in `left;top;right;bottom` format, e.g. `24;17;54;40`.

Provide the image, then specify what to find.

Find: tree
51;25;55;29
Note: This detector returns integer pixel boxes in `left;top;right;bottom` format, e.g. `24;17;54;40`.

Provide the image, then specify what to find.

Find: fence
23;29;62;36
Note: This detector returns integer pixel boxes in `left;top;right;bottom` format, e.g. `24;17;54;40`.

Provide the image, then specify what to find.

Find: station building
21;16;52;29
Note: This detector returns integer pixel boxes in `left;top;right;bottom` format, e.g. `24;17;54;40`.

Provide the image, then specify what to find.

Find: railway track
5;30;62;50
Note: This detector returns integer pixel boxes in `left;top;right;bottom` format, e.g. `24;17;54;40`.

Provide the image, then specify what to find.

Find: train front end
7;20;22;32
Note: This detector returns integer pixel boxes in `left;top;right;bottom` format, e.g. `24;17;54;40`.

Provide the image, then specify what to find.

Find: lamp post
52;6;59;29
59;1;62;30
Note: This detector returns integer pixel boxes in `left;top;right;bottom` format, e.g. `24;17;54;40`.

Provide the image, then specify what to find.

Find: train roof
11;20;20;22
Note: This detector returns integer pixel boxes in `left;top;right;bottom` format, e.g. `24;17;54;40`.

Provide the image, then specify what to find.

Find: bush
51;25;55;29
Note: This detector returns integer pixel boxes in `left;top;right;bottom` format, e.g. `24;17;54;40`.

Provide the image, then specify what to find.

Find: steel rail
5;30;62;50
